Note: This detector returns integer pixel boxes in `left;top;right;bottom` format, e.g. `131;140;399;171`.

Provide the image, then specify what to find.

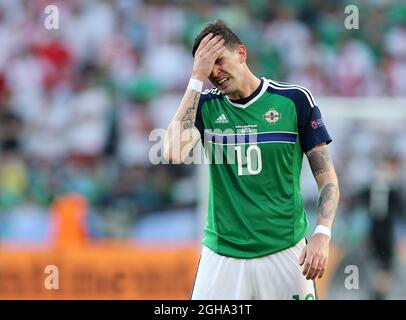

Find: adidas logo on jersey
215;114;229;124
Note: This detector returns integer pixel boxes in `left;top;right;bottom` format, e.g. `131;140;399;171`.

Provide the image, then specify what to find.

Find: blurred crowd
0;0;406;243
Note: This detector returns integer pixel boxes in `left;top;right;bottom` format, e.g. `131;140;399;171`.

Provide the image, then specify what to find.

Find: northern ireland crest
264;109;281;125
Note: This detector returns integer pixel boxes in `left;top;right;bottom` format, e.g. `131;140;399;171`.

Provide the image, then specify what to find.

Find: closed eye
215;58;223;64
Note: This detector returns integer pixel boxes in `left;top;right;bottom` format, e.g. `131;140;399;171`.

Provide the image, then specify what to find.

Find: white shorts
191;238;317;300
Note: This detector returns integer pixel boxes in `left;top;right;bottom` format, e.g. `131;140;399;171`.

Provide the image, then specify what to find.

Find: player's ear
236;45;247;64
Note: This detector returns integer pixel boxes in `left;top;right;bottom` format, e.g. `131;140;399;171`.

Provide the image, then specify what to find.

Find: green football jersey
194;78;332;258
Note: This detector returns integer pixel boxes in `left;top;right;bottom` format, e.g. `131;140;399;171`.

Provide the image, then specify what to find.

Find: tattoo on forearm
181;93;200;129
307;148;332;177
317;183;338;220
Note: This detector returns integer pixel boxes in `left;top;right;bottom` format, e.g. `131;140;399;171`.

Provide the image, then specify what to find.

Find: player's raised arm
300;143;340;280
163;33;225;164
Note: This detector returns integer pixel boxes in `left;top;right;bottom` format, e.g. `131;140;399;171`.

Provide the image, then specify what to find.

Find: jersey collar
225;78;267;109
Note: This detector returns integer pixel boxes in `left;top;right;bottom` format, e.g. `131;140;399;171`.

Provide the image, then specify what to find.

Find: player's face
208;46;245;95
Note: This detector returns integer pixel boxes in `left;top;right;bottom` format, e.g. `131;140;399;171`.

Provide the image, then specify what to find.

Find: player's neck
227;72;261;100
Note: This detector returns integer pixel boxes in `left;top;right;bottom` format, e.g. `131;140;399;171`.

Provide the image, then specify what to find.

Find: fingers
197;35;223;56
192;34;224;81
301;237;330;280
205;35;224;54
306;256;319;280
197;33;214;51
209;42;226;59
305;256;328;280
194;33;214;56
318;258;327;279
208;38;225;55
302;253;312;278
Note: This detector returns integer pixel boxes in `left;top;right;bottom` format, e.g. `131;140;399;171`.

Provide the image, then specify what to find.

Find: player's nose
210;65;221;79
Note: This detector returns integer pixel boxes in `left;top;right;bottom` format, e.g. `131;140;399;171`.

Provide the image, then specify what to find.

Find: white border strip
266;78;316;108
206;140;296;145
225;79;267;109
205;130;298;136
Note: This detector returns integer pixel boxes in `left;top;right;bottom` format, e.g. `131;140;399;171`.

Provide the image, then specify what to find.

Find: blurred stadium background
0;0;406;299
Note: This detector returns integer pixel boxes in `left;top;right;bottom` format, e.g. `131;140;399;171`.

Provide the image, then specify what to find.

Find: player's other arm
300;143;340;280
307;143;340;230
164;33;225;164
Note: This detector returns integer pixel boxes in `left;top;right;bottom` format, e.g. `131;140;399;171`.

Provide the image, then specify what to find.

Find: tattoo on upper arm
317;183;338;220
307;148;332;177
181;93;200;130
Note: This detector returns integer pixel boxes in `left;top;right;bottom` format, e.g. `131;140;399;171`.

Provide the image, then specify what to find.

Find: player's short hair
192;20;243;57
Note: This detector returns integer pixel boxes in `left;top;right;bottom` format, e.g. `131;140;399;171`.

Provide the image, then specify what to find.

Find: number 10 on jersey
234;145;262;176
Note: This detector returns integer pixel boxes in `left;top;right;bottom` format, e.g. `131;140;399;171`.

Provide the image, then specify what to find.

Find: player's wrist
312;225;331;239
188;77;204;92
190;69;207;82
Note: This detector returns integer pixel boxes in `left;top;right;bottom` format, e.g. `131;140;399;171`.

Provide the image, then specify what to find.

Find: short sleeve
194;97;205;139
296;91;332;153
194;88;223;140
